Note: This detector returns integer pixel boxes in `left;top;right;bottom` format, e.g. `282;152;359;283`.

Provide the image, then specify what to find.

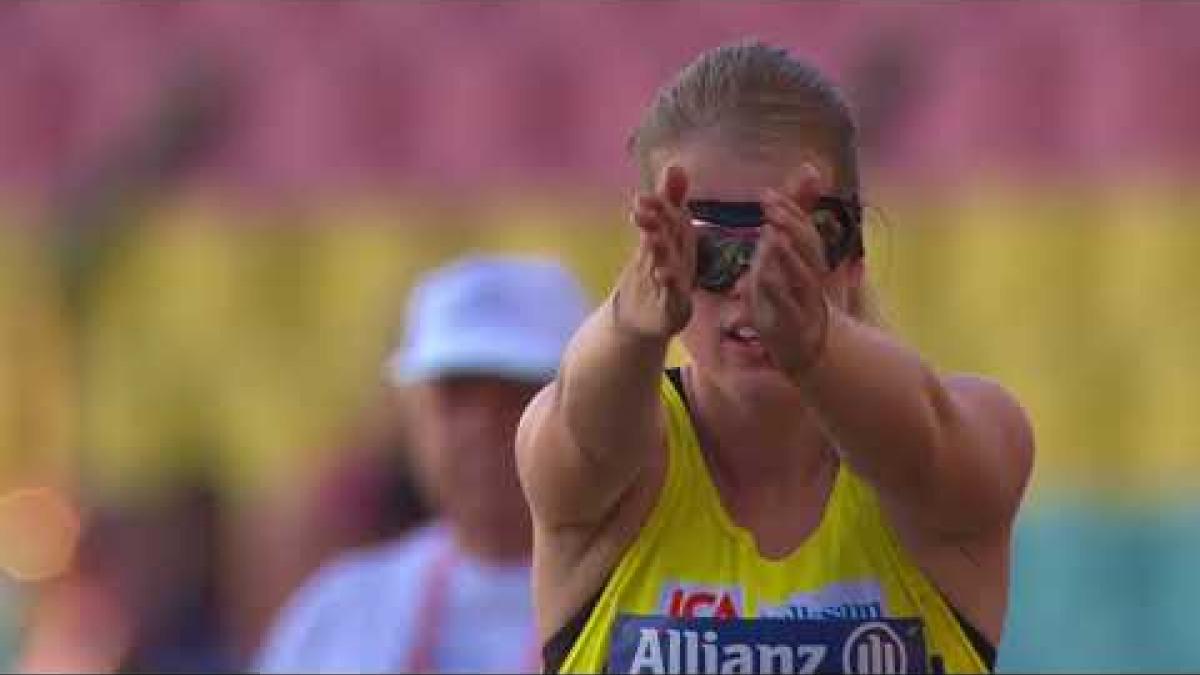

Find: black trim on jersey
542;588;604;674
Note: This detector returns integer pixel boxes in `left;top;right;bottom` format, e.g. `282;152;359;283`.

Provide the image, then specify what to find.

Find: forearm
799;308;961;494
556;293;671;468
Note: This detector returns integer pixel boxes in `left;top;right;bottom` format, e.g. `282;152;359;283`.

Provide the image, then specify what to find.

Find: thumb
660;165;689;207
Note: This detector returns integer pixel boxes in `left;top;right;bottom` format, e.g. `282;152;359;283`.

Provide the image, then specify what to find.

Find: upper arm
885;374;1035;541
516;380;659;531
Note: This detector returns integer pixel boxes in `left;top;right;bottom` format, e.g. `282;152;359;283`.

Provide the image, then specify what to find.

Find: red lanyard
400;537;541;673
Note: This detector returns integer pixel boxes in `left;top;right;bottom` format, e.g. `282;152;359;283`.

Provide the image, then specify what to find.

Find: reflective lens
695;224;759;292
687;196;864;293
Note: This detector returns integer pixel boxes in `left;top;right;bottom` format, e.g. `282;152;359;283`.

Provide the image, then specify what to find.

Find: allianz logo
623;621;911;674
843;622;909;674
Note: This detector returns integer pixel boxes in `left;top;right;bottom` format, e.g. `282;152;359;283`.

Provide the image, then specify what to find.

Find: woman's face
665;139;862;386
401;375;542;539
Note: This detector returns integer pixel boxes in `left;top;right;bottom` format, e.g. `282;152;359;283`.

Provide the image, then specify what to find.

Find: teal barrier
1001;503;1200;672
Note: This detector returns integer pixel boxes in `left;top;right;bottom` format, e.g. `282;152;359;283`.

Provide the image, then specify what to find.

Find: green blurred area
2;185;1198;505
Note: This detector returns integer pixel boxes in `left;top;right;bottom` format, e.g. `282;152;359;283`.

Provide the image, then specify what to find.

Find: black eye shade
686;195;865;268
687;200;765;229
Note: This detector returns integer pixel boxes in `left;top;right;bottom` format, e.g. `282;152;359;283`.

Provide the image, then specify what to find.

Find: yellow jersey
550;371;993;674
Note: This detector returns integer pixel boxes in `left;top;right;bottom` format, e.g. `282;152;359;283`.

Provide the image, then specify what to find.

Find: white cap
385;255;591;385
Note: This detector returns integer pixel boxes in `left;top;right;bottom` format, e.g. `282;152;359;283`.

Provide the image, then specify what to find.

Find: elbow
915;373;965;480
927;376;960;448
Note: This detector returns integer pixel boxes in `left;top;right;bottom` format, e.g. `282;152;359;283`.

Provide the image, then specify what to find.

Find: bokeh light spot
0;487;82;582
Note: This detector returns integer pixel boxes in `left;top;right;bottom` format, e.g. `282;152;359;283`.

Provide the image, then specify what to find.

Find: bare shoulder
514;382;564;509
944;372;1023;409
515;378;660;532
881;372;1035;542
516;381;558;457
945;372;1035;467
938;371;1036;533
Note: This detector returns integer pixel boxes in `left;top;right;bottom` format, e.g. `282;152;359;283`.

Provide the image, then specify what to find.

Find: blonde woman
518;41;1034;674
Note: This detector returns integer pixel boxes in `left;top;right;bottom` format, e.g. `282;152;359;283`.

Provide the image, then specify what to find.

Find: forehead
411;375;540;402
655;136;833;201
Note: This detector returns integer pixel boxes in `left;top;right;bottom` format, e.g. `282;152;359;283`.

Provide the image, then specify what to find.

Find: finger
634;231;658;279
763;189;821;238
763;196;826;272
659;164;689;208
750;260;803;335
653;265;675;287
768;232;823;283
657;165;691;260
650;230;678;273
763;188;825;245
679;216;697;281
633;192;664;214
642;233;678;284
656;192;690;252
756;269;798;318
782;161;828;211
639;209;687;277
639;192;693;282
632;198;668;233
668;206;695;276
770;234;824;291
767;187;846;270
745;220;774;285
761;235;804;290
753;223;820;298
642;194;689;237
634;210;669;260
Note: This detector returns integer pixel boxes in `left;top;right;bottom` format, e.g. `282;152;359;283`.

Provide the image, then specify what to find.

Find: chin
708;359;792;389
737;366;795;388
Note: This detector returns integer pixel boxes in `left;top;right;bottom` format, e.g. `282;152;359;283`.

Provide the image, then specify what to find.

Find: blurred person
256;255;590;673
234;391;432;663
518;41;1034;674
18;476;234;674
305;394;432;565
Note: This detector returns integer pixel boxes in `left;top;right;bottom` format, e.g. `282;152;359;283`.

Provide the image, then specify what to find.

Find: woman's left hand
746;164;837;382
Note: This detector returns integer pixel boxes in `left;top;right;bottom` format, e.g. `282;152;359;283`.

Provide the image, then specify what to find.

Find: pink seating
0;2;1196;197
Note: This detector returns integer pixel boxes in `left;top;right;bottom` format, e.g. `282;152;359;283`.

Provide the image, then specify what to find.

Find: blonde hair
630;39;882;326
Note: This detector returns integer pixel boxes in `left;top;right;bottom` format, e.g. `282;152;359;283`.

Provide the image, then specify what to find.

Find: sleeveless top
545;370;994;674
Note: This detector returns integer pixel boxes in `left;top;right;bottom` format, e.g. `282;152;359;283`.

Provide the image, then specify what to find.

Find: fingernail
787;163;821;192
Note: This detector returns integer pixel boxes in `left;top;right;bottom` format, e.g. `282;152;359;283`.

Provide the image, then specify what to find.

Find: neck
684;366;834;489
449;519;531;568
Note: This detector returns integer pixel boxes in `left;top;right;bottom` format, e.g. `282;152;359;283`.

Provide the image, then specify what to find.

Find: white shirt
256;523;537;674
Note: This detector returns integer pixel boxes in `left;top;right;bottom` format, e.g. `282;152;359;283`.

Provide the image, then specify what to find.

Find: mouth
721;323;762;345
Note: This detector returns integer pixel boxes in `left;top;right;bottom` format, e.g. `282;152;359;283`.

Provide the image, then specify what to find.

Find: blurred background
0;1;1198;672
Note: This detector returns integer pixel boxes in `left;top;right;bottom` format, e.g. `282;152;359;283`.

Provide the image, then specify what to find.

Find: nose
451;403;496;444
729;264;754;298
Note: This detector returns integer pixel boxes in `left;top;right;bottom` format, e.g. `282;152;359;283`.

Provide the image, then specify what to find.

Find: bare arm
751;168;1033;541
801;311;1034;538
517;167;696;530
516;301;671;529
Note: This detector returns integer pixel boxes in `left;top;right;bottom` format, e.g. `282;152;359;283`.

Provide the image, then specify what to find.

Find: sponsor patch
608;615;926;674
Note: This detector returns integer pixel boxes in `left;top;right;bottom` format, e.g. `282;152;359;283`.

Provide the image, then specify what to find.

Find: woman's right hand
611;165;695;340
